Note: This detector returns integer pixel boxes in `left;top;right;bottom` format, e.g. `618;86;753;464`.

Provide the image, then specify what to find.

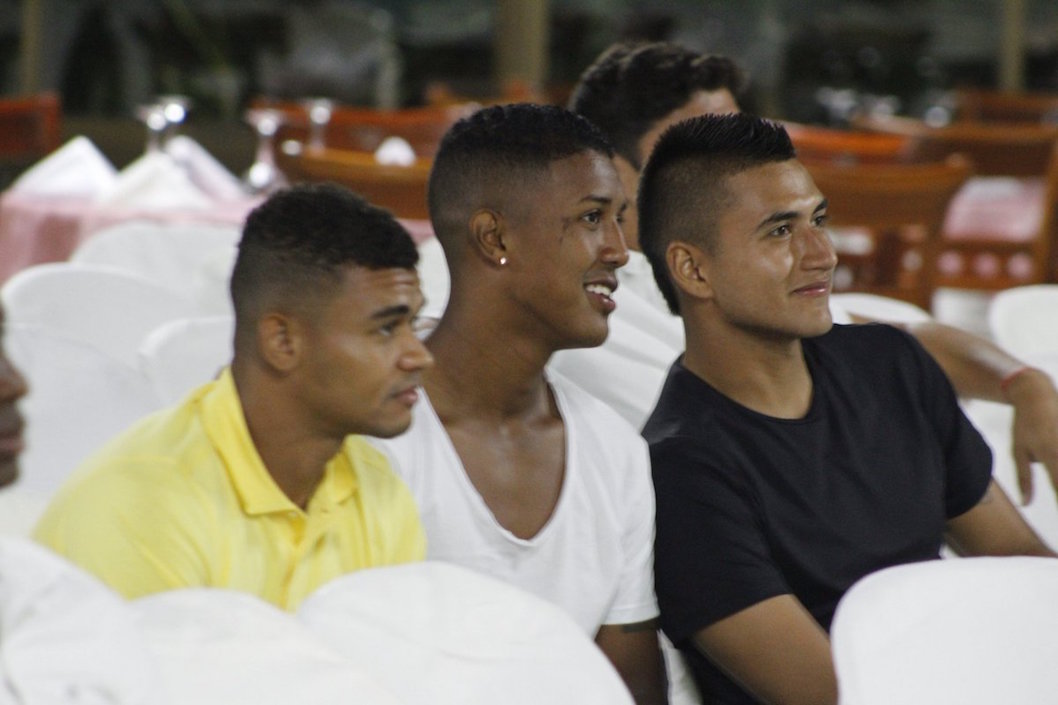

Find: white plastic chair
829;292;933;325
132;588;402;705
987;284;1058;357
70;220;240;316
4;323;158;502
138;315;235;407
832;556;1058;705
297;562;634;705
1;262;198;367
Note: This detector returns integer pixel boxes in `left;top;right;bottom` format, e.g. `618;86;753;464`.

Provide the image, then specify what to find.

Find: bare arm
945;479;1058;557
691;595;837;705
595;620;669;705
897;320;1058;504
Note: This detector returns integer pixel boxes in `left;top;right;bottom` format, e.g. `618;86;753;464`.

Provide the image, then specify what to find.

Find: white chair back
138;315;234;407
71;220;240;316
987;284;1058;357
1;262;198;367
832;556;1058;705
5;323;158;502
829;292;933;325
297;561;634;705
132;588;401;705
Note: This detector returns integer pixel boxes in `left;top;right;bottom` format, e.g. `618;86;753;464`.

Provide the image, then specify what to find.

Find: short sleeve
33;460;215;598
651;436;789;644
602;435;659;626
896;329;993;518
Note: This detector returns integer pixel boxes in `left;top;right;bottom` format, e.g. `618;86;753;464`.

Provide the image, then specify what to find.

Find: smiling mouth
585;282;617;313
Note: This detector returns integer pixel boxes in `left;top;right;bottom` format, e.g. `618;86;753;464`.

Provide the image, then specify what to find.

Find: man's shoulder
550;371;646;446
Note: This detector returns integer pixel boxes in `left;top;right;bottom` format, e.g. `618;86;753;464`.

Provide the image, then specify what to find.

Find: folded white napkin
9;136;117;196
165;135;247;201
374;136;416;166
95;152;213;210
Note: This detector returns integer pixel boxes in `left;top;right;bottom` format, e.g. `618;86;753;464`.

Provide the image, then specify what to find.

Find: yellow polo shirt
34;368;425;610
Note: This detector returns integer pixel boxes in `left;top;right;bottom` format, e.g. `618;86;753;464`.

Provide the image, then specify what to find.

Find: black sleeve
651;435;789;646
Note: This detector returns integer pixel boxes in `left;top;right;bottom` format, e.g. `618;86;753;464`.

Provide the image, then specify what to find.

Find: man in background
555;42;1058;510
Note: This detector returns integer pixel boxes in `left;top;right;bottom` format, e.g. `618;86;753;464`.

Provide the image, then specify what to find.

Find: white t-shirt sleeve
602;433;659;627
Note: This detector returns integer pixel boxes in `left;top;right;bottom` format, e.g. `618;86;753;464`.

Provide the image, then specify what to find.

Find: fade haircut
230;182;418;341
569;41;745;169
427;103;615;251
638;113;796;315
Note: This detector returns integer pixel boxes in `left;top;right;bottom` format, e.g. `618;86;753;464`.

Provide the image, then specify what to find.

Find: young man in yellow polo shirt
35;183;433;609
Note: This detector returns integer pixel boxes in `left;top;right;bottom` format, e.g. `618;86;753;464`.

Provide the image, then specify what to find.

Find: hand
1004;368;1058;504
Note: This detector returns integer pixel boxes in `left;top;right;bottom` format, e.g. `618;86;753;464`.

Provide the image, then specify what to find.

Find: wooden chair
805;154;973;311
253;98;477;158
276;144;431;220
782;121;915;165
855;114;1058;289
953;87;1058;125
0;93;62;188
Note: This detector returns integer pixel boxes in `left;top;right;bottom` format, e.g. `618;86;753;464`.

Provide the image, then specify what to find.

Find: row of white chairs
1;223;241;532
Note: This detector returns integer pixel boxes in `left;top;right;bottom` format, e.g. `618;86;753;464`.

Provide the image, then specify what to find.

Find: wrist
1001;365;1051;402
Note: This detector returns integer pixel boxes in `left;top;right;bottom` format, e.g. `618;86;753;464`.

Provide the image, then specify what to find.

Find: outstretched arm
691;595;837;705
596;620;669;705
899;320;1058;504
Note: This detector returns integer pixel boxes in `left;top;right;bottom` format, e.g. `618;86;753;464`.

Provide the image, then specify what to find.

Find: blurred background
2;0;1057;175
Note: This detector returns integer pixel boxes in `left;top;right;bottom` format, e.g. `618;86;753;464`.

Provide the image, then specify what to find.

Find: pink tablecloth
0;191;435;285
0;192;261;285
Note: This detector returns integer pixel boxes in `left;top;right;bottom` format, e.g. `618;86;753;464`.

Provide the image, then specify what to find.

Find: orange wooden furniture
953;87;1058;125
0;93;62;186
276;144;431;220
253;98;477;158
782;121;915;165
805;155;973;311
855;114;1058;289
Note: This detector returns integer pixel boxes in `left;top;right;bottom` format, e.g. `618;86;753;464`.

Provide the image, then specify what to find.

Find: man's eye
813;214;829;228
770;224;792;237
582;211;602;225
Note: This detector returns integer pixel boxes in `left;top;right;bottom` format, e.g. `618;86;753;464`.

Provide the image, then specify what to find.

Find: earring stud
499;256;508;266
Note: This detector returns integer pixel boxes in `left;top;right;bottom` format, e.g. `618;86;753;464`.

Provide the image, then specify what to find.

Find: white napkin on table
164;135;247;201
94;152;213;210
9;136;117;196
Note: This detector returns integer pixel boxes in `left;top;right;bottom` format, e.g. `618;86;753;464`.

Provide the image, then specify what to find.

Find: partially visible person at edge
554;41;1058;508
640;112;1057;705
35;183;432;609
370;103;668;705
0;304;159;704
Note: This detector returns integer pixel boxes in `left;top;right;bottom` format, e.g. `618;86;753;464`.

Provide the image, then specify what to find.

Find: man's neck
233;369;341;510
423;307;555;423
682;322;814;419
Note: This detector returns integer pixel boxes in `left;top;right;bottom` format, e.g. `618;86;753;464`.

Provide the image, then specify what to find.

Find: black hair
638;113;795;314
427;103;615;247
569;41;746;169
230;182;418;338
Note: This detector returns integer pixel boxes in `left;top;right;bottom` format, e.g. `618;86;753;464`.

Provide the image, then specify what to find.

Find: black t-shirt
644;324;993;705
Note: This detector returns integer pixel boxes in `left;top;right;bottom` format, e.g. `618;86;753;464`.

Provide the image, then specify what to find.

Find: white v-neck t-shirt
369;374;658;635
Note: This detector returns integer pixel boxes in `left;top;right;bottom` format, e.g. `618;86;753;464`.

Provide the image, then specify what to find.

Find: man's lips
393;385;420;407
585;277;619;312
792;280;831;296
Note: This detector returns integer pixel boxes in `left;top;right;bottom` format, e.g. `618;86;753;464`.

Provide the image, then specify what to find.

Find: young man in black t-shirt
637;112;1058;705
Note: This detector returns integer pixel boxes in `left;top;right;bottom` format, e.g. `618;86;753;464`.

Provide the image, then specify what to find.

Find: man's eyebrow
370;304;413;320
579;194;616;206
755;198;829;230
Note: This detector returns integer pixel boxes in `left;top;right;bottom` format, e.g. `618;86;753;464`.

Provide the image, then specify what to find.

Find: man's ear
469;208;508;267
667;240;714;301
257;312;303;372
